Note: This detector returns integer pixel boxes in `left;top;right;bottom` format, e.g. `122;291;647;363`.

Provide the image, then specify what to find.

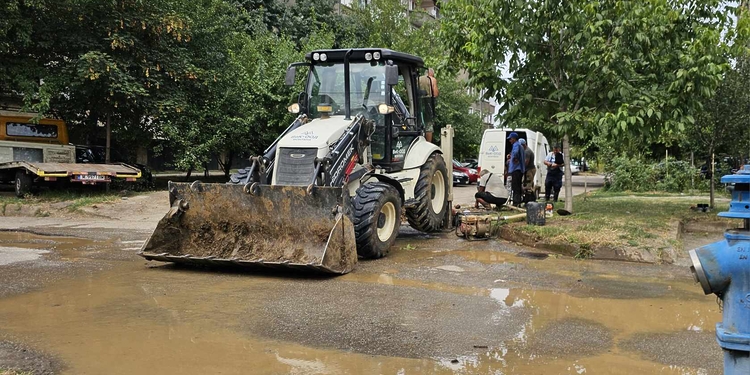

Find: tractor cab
285;48;432;172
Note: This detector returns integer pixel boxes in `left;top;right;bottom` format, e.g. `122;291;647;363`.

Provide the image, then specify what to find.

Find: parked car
700;159;737;180
453;170;469;185
462;159;478;168
453;159;479;184
567;163;580;175
571;159;589;172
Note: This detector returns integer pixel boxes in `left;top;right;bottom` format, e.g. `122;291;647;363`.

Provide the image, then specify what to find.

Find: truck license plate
75;174;109;182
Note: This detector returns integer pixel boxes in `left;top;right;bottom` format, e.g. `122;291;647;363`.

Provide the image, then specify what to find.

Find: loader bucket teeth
139;183;357;274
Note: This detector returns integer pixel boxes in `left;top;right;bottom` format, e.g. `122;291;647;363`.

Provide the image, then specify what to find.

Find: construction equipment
140;49;452;274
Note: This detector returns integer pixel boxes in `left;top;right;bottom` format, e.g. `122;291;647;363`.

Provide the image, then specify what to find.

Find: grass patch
0;190;123;214
516;225;566;238
1;370;34;375
66;195;120;212
510;190;733;257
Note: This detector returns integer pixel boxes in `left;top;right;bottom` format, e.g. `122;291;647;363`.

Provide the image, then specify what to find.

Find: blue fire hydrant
690;165;750;374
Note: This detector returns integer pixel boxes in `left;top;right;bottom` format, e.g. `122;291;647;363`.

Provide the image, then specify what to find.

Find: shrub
604;157;701;193
653;160;701;193
604;156;656;192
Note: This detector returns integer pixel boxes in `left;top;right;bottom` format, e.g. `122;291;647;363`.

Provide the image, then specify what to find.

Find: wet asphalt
0;221;725;374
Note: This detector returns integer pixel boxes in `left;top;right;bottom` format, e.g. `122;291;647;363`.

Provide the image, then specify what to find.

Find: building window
468;107;474;114
427;5;439;18
401;0;414;11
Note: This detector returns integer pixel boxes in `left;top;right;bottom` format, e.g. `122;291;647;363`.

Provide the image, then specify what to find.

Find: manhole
516;252;549;260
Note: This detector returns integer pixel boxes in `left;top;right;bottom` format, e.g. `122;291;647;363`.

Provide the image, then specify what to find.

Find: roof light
320;53;327;62
373;51;381;60
365;53;373;61
312;53;320;61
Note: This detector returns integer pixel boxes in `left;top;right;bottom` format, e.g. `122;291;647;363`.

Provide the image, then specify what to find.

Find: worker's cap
480;169;490;176
507;132;519;140
518;138;526;145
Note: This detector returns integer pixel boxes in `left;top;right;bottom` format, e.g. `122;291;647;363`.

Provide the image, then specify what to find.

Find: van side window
6;122;58;139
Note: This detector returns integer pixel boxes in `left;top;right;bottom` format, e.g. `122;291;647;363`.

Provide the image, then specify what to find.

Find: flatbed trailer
0;161;141;197
0;110;142;197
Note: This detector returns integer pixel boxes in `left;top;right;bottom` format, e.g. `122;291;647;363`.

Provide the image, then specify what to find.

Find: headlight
469;169;477;174
312;53;320;61
320;53;327;62
373;51;381;60
365;52;372;61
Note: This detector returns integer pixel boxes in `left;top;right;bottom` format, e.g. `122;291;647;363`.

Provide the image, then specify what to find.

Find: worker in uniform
418;68;439;143
519;138;536;201
475;169;508;209
544;146;564;202
507;132;525;206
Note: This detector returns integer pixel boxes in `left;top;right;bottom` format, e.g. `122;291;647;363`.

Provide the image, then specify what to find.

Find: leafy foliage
342;0;486;159
440;0;749;211
604;156;701;193
1;0;487;173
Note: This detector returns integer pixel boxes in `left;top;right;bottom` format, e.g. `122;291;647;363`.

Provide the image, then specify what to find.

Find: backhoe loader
139;49;453;274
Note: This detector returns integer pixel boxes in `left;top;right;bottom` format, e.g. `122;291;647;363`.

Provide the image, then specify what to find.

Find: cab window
6;122;58;138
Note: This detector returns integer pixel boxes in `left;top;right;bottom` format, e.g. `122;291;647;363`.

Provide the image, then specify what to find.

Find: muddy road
0;190;724;374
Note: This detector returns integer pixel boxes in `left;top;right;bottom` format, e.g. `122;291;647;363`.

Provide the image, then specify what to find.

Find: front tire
352;182;401;259
15;170;32;198
406;153;448;232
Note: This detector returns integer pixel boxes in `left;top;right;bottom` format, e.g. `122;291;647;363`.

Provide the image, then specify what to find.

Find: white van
477;128;550;192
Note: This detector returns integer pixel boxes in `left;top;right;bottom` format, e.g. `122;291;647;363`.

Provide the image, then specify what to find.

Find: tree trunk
218;151;233;180
136;145;148;165
185;168;193;182
563;134;573;212
710;152;715;209
105;113;111;164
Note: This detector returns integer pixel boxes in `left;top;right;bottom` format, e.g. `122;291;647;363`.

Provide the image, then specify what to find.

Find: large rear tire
352;182;401;259
406;153;448;232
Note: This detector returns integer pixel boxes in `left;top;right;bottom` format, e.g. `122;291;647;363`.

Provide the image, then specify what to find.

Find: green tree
441;0;748;212
684;55;750;207
155;2;335;177
1;0;199;164
342;0;486;159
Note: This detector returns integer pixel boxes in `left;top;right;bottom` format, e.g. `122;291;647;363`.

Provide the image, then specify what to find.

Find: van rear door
537;133;549;189
478;129;507;175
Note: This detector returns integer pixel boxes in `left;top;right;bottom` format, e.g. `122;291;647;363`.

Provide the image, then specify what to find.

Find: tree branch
534;97;559;104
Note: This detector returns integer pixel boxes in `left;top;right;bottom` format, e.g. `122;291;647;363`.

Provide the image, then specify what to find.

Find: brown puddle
0;231;723;374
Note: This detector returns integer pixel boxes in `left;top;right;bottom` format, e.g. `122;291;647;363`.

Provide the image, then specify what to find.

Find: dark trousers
545;177;562;201
511;170;523;206
475;191;508;206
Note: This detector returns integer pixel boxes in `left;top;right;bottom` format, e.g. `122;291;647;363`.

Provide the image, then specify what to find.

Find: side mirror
385;65;399;86
285;66;296;86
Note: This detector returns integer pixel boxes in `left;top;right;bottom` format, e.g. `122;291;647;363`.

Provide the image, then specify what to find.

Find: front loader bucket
139;182;357;274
